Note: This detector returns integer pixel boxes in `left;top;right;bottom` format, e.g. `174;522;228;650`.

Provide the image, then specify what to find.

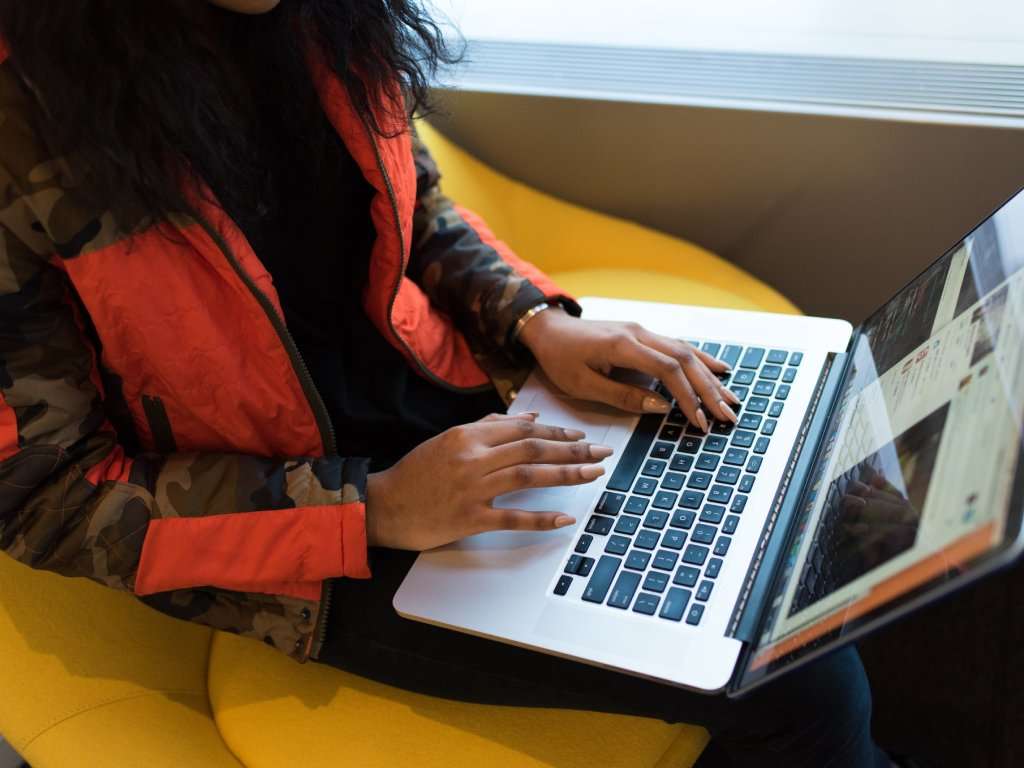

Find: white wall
434;0;1024;65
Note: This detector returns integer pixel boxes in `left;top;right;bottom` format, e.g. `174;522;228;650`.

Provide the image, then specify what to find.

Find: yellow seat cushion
0;121;799;768
0;556;240;768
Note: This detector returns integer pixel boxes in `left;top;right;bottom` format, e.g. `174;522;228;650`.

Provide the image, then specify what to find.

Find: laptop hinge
726;349;850;643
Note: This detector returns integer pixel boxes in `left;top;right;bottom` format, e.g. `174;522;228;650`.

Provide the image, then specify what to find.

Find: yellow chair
0;122;797;768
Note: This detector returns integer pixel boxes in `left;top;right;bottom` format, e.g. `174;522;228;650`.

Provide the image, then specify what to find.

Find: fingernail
695;408;710;433
522;411;540;419
723;388;741;405
564;428;586;440
718;401;738;423
589;444;614;459
642;395;670;413
554;515;576;528
580;464;605;480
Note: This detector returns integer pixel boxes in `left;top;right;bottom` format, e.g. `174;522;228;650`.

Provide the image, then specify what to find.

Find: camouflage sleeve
407;130;582;372
0;226;370;598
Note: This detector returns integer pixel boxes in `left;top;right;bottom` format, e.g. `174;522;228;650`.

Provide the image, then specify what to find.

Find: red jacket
0;46;574;660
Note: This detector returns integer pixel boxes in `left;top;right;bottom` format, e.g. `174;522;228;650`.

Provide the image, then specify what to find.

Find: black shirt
190;34;503;470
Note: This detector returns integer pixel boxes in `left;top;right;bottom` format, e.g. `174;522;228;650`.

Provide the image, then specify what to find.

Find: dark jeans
315;547;888;768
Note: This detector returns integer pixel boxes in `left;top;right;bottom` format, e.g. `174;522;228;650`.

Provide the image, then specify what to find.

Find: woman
0;1;890;765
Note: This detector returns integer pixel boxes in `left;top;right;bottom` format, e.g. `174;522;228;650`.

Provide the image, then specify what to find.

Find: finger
481;438;613;474
574;367;672;414
607;338;705;423
476;418;587;446
485;462;606;497
693;346;731;375
634;333;731;426
473;506;577;534
478;411;538;423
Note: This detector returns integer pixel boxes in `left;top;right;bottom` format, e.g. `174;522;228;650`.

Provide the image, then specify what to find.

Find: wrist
517;302;567;353
364;471;389;548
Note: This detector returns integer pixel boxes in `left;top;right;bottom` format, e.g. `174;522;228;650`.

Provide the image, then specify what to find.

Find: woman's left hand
517;307;739;432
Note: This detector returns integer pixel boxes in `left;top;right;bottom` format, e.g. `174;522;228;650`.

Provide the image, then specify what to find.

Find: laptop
394;187;1024;697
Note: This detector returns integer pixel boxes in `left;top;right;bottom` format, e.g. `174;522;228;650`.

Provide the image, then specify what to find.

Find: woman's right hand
364;412;611;551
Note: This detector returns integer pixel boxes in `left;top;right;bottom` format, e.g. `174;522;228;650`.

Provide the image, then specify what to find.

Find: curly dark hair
0;0;460;229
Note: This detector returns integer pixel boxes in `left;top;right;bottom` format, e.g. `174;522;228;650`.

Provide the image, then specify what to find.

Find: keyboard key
716;466;741;484
731;430;755;448
696;580;714;601
730;495;748;513
643;571;669;593
740;347;765;369
724;448;749;466
670;509;697;530
733;369;755;385
782;367;797;383
753;380;775;397
761;418;777;435
700;503;727;524
679;491;704;509
652;491;678;510
575;535;593;553
769;401;784;418
687;471;712;490
634;477;658;495
759;364;782;381
667;407;686;424
596;491;625;515
643;509;669;529
747;396;769;413
625;550;651;571
754;437;770;454
661;472;685;491
642;459;667;478
706;558;723;578
635;530;660;550
731;385;749;402
673;565;700;587
710;419;735;435
720;345;742;368
582;555;621;602
696;453;720;471
714;536;732;556
739;475;755;493
701;341;721;356
661;530;686;549
608;570;642;608
565;555;583;574
554;575;573;595
683;544;710;566
692;524;716;544
605;534;631;555
614;515;640;535
766;349;788;364
775;385;790;401
624;496;649;515
659;424;683;441
586;516;614;535
789;351;803;366
680;435;702;454
747;456;763;473
653;549;679;571
708;487;733;505
686;604;705;625
606;413;662;492
705;435;728;452
633;592;660;615
723;515;740;534
651;441;674;459
739;413;762;430
577;557;595;576
670;454;694;472
659;587;691;621
684;421;706;436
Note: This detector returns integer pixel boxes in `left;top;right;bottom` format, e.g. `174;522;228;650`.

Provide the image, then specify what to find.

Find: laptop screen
737;188;1024;691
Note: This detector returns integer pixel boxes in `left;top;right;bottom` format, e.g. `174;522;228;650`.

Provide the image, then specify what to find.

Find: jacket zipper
193;213;338;660
359;115;493;395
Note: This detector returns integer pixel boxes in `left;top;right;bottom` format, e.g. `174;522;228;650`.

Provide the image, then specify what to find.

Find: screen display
739;189;1024;689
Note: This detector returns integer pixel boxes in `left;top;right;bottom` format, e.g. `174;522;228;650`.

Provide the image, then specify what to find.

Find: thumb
577;369;671;415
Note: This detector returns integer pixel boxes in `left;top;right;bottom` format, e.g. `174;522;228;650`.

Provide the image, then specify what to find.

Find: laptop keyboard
553;342;803;626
